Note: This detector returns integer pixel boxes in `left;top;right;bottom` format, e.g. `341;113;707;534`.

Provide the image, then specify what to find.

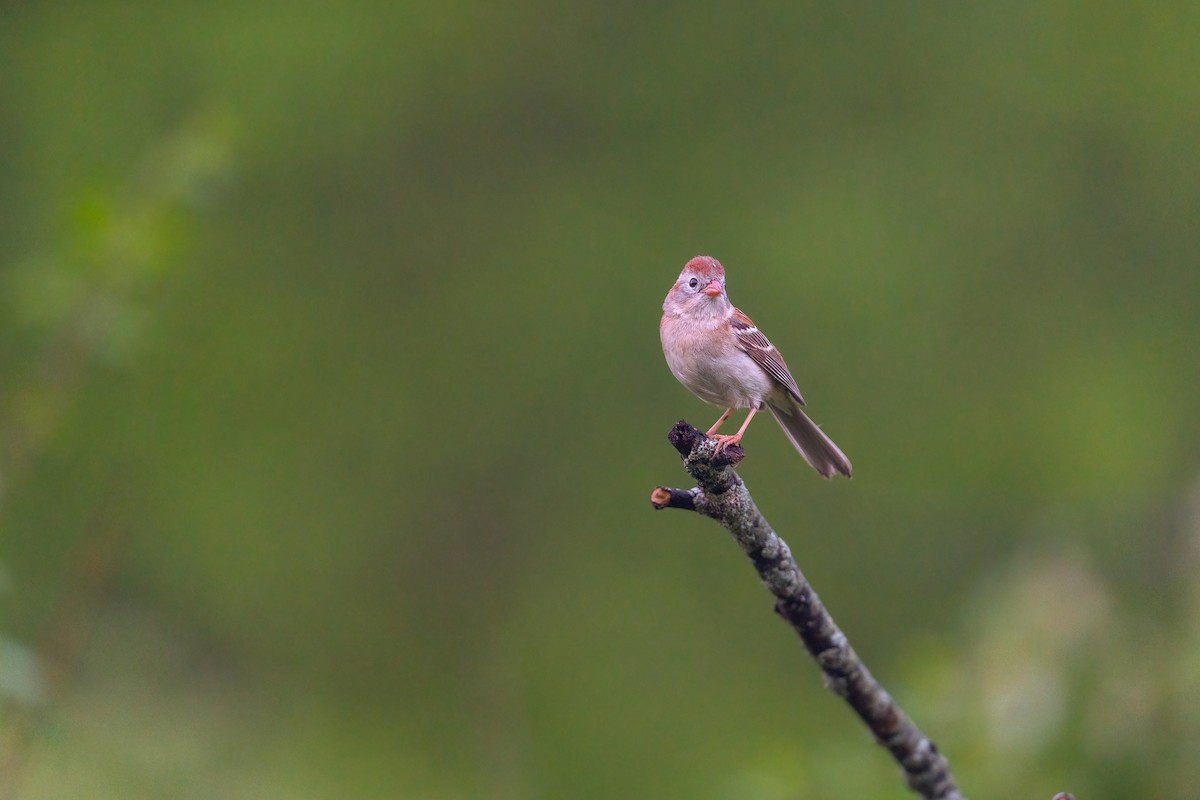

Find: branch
651;421;965;800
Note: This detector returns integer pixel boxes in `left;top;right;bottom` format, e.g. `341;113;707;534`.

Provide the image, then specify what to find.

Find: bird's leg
711;406;759;455
705;407;735;437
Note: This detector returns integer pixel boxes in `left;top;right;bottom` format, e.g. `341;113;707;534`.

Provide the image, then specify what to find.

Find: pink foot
710;434;743;456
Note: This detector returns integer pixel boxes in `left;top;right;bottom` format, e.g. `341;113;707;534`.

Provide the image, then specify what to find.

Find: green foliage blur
2;3;1199;798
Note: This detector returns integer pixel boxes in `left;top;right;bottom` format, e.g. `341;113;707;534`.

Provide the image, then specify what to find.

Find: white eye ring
688;277;699;289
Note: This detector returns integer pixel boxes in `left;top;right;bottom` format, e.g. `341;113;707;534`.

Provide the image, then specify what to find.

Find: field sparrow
660;256;852;478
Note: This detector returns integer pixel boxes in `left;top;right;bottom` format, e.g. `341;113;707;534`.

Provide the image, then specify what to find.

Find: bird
660;255;852;478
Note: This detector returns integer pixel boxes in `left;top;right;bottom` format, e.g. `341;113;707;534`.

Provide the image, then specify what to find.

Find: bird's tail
766;399;852;479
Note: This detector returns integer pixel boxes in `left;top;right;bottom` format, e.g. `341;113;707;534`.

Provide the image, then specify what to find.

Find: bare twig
651;420;965;800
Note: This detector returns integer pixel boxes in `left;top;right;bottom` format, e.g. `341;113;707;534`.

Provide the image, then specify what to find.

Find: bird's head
665;256;730;317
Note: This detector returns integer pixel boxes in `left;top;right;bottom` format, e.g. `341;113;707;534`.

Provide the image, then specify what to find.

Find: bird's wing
731;307;805;405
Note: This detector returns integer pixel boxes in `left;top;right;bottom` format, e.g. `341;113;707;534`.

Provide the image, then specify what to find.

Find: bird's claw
710;434;742;456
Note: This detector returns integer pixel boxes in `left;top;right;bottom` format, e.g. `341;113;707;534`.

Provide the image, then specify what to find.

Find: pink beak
702;280;722;297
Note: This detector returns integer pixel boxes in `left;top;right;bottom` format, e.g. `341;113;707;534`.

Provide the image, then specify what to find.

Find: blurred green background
2;3;1199;798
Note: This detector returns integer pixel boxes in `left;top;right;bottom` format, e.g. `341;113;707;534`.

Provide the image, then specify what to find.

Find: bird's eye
688;277;699;289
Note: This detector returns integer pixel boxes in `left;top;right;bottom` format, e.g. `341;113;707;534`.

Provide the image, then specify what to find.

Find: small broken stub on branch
649;486;697;511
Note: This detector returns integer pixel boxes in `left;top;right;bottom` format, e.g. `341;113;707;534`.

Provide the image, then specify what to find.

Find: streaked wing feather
731;308;805;405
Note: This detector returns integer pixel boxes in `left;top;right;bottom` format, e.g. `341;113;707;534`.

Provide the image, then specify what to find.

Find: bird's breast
660;314;772;408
